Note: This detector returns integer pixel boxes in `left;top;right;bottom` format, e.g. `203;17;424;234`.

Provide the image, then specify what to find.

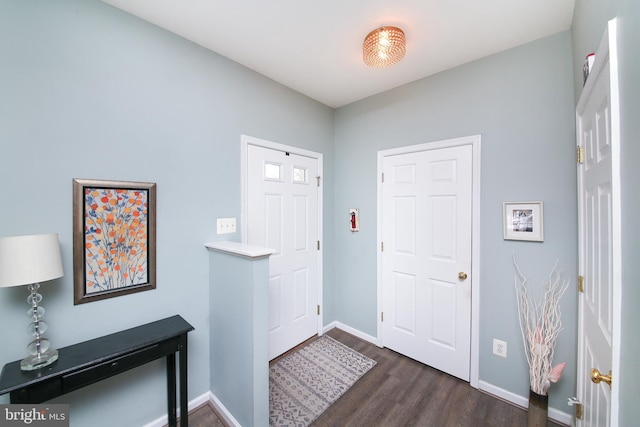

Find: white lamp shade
0;233;64;288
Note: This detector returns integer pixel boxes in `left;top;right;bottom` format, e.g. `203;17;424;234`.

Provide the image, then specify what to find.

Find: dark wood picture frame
73;179;157;305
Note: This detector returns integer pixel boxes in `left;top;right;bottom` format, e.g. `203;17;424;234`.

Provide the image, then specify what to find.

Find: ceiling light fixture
363;26;406;68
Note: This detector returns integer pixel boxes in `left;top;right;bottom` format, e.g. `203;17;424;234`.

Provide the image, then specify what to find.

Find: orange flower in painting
84;186;150;293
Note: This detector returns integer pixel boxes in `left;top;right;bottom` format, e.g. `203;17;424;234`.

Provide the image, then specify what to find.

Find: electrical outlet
493;339;507;358
216;218;237;234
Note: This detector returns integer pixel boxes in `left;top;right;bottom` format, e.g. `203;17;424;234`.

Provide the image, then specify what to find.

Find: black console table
0;315;194;427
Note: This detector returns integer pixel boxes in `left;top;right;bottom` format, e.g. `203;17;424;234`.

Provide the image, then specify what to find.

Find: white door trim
241;135;324;336
376;134;481;388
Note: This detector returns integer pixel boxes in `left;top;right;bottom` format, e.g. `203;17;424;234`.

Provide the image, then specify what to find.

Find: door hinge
317;305;320;315
381;172;384;183
381;312;384;322
317;240;320;250
316;176;321;187
568;397;583;420
381;242;384;252
578;275;584;293
577;146;585;164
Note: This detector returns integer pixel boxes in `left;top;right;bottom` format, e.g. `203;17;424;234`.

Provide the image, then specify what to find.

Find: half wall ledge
205;241;274;259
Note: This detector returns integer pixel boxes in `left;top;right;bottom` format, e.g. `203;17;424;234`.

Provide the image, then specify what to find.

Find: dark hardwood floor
180;328;567;427
179;401;227;427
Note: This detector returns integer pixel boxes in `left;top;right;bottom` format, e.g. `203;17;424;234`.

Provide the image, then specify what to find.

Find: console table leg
179;334;189;427
167;353;177;427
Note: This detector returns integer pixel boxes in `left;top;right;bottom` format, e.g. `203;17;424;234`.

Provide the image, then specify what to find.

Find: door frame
575;18;621;425
376;134;481;388
240;134;324;337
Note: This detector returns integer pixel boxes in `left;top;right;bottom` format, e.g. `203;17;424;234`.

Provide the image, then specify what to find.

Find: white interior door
381;143;472;381
576;19;620;427
246;142;320;360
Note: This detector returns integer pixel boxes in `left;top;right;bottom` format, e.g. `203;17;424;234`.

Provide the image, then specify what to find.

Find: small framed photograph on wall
73;178;157;304
503;201;544;242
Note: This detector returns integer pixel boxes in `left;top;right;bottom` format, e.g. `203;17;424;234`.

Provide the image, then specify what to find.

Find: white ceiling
101;0;575;108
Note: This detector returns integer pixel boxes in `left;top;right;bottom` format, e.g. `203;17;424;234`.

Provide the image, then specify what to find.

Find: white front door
576;19;620;427
245;141;321;360
380;142;473;381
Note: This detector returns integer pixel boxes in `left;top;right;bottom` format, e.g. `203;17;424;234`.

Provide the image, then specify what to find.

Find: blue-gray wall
0;1;333;426
333;31;577;414
616;3;640;424
616;2;640;423
2;0;638;425
572;0;640;425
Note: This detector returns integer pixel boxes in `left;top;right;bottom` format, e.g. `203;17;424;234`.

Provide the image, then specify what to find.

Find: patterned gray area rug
269;335;377;426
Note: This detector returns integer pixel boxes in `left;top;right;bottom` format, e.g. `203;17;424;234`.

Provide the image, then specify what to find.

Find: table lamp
0;233;63;370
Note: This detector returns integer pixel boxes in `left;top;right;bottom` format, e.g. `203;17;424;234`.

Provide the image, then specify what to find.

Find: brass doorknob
590;368;612;387
458;272;468;280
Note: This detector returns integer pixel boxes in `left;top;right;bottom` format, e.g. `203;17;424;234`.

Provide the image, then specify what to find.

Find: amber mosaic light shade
363;26;406;68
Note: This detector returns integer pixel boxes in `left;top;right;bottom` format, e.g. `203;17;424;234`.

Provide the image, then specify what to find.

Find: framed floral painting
73;179;157;304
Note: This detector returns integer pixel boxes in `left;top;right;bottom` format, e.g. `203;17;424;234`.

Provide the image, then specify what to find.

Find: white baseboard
209;391;241;427
321;320;338;334
142;391;210;427
478;381;573;426
329;321;381;347
142;391;240;427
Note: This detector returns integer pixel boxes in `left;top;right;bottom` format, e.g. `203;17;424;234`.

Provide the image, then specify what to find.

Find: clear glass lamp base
20;348;59;371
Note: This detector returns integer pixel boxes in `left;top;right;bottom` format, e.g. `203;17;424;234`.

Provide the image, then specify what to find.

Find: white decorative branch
514;255;569;395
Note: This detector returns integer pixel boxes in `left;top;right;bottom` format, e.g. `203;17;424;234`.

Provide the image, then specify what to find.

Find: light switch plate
216;218;236;234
